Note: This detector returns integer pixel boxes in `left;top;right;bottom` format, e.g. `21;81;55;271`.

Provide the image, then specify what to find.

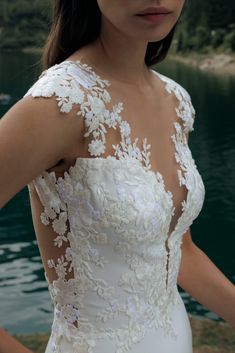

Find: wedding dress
23;59;205;353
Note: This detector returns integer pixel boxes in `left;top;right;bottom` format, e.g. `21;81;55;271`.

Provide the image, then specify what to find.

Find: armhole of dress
31;170;81;329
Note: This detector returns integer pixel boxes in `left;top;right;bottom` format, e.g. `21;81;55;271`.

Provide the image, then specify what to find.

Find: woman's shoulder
152;69;193;102
152;69;196;133
23;60;92;114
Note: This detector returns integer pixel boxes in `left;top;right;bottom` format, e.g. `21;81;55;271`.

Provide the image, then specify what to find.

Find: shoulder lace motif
152;71;196;133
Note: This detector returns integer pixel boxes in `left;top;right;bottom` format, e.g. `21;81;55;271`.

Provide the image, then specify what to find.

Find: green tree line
176;0;235;53
0;0;235;52
0;0;51;50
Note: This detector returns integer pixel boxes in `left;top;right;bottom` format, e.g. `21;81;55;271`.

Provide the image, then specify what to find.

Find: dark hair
42;0;179;70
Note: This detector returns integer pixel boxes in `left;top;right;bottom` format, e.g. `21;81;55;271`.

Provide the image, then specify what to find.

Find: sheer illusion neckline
44;58;191;242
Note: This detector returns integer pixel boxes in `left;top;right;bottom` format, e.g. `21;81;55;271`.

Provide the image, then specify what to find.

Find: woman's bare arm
0;328;33;353
177;228;235;327
0;95;82;209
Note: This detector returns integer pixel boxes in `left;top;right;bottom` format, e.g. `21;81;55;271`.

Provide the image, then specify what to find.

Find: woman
0;1;234;353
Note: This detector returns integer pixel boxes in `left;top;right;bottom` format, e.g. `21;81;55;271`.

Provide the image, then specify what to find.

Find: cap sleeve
153;71;196;135
23;63;86;115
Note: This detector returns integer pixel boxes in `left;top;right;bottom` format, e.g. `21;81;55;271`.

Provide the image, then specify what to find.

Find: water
0;52;234;334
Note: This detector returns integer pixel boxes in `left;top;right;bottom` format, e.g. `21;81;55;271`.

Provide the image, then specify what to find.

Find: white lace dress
23;60;205;353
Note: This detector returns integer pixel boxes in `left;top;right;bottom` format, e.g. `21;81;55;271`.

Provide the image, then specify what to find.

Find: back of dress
23;59;205;353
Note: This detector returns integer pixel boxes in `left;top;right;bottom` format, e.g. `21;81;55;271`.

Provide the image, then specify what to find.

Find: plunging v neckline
46;58;190;246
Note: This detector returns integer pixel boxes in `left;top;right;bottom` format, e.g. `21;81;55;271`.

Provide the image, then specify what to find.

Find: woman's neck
80;19;152;87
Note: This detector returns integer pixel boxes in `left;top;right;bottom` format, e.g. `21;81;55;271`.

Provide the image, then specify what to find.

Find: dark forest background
0;0;235;52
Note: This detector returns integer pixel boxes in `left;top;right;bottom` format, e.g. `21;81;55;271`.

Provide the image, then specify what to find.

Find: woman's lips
136;13;170;23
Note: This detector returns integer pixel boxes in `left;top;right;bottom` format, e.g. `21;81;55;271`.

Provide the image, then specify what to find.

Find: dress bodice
23;60;205;353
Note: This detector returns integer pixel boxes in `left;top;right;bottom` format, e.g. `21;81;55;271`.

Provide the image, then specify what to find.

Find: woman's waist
49;289;188;353
51;284;181;332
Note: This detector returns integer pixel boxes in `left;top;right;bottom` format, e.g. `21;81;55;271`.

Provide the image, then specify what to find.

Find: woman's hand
0;328;33;353
178;229;235;327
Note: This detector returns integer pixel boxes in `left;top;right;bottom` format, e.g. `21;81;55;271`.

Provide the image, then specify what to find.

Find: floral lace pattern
24;60;205;353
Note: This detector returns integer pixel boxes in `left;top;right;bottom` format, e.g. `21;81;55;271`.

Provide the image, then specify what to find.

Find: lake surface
0;52;234;334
